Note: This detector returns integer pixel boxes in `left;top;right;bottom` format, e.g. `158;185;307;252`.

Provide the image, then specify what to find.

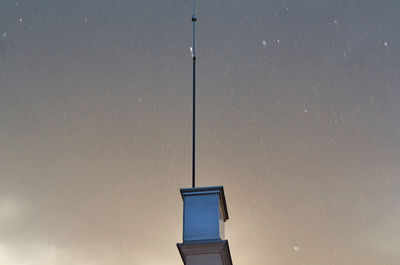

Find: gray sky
1;0;399;264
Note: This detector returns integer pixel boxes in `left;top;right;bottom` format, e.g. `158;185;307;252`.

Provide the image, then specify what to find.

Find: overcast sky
1;0;399;264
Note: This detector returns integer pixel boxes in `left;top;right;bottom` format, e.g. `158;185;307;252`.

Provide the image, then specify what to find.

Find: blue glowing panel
183;193;220;241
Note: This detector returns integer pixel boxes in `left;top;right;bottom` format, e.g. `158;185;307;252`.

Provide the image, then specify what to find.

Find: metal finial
192;0;197;188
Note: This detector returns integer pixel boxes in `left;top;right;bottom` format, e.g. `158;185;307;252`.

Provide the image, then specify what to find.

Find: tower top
180;186;229;221
177;186;233;265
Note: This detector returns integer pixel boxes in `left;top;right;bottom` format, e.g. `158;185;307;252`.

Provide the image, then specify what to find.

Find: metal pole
192;0;197;188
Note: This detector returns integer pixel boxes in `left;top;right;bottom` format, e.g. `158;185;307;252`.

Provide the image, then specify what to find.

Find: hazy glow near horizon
1;0;400;265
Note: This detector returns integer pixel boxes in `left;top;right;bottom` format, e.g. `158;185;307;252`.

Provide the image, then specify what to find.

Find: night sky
1;0;400;264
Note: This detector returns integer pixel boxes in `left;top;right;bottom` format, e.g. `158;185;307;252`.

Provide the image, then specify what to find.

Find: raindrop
189;47;193;57
18;18;23;23
262;40;267;46
384;41;388;47
2;32;6;38
294;246;300;251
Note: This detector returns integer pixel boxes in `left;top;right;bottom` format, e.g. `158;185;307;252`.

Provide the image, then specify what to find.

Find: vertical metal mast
192;0;197;188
